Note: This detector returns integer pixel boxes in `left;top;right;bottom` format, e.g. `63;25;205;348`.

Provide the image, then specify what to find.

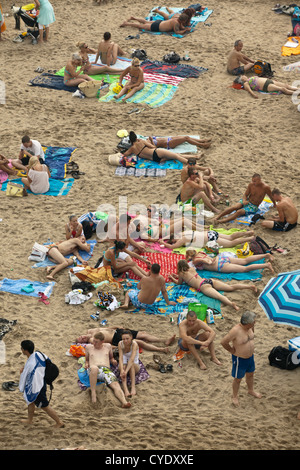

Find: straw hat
108;153;122;166
78;81;100;98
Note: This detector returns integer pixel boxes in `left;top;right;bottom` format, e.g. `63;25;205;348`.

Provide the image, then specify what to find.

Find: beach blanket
141;60;208;78
28;72;77;92
99;81;177;108
123;281;221;315
143;6;213;38
0;318;17;341
282;36;300;56
126;251;185;281
0;169;8;187
234;197;273;225
135;156;183;170
197;259;265;281
115;167;167;177
0;278;55;297
1;177;74;196
43;146;77;179
0;4;6;34
31;240;97;268
19;351;46;405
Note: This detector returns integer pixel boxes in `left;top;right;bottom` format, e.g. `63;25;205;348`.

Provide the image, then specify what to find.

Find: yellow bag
6;182;27;197
237;242;253;258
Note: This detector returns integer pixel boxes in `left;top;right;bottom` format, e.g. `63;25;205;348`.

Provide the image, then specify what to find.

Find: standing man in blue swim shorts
214;173;275;224
221;311;262;407
227;40;255;75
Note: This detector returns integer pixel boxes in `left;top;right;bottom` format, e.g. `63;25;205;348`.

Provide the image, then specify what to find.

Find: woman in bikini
64;53;95;87
118;330;140;397
185;249;275;274
123;131;203;165
113;57;145;102
76;41;124;75
238;75;300;98
170;260;258;311
148;135;212;150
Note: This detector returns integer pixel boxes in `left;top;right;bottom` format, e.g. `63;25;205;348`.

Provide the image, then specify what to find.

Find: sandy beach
0;0;299;452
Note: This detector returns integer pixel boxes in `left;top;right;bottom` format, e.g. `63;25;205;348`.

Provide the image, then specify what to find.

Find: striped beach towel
99;81;177;107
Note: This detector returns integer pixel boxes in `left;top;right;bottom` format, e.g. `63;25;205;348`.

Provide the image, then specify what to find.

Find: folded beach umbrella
258;269;300;328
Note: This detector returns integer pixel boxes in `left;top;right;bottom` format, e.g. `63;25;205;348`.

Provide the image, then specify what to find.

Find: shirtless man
45;238;91;281
85;332;131;407
120;12;191;35
180;159;225;198
94;32;127;66
180;166;220;213
221;310;261;406
261;189;298;232
75;325;176;353
178;310;221;370
227;40;255;76
120;263;176;309
215;173;275;224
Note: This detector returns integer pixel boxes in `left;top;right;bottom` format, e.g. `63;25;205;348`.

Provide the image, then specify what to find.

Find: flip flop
166;364;173;372
71;171;80;179
128;107;139;114
38;292;50;305
66;162;79;170
2;382;16;391
34;67;44;73
159;363;166;373
153;354;163;365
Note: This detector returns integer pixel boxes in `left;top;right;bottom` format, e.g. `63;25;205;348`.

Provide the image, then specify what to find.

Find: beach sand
0;0;299;451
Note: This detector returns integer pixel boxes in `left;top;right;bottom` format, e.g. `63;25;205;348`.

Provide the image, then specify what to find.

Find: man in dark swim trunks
261;188;298;232
120;13;191;35
227;40;255;75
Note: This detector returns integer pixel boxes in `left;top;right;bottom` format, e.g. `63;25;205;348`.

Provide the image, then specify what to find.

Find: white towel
19;352;46;404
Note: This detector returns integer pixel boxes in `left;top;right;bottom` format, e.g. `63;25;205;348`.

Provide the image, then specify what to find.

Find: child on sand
118;330;140;397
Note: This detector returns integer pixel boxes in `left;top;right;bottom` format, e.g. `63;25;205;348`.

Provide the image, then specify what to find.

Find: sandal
153;354;163;365
71;171;80;179
66;162;79;171
2;382;17;391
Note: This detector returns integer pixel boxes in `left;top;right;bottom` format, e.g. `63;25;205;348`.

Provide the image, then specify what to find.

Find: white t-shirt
20;140;45;161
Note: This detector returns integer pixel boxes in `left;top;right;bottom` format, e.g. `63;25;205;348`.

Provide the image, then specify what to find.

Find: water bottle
0;340;5;365
206;308;214;324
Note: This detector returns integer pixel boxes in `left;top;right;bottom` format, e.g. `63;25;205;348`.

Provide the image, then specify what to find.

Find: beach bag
131;49;147;60
38;352;59;401
253;60;274;78
69;344;85;358
163;52;181;63
6;182;27;197
268;346;299;370
249;236;271;255
236;242;253;258
28;242;48;262
108;153;122;166
78;81;100;98
81;220;94;240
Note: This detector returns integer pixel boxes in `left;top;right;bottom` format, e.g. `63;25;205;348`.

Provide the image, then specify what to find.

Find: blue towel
44;146;77;180
29;72;76;92
0;278;55;297
1;177;74;196
197;259;265;281
135;156;183;170
31;240;97;268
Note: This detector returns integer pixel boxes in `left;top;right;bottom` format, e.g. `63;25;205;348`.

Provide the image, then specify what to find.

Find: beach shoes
125;34;140;40
38;292;50;305
34;67;44;73
2;381;19;391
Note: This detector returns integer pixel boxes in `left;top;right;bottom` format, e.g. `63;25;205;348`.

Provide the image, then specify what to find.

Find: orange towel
281;37;300;56
0;4;6;33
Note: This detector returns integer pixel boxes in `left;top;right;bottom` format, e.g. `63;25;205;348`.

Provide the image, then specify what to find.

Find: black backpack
253;60;274;78
38;352;59;400
163;52;181;63
131;49;147;60
268;346;299;370
250;236;272;255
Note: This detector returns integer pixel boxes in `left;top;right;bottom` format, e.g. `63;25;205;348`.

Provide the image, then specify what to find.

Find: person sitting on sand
178;310;221;370
11;135;45;172
148;134;211;150
0;154;17;176
93;32;127;66
76;41;124;75
45;238;91;280
118;330;140;397
84;332;131;407
123;131;203;166
113;58;144;102
75;325;176;354
185;249;275;275
261;188;298;232
180;166;220;213
180;158;227;199
169;260;258;311
236;75;300;98
159;228;256;250
64;53;96;87
65;215;84;240
221;310;262;406
214;173;275;224
21;156;50;194
227;40;255;75
120;263;176;310
120;12;191;35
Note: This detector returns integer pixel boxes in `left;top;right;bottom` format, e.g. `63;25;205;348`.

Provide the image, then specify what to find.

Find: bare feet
251;285;258;295
248;390;262;399
119;304;129;309
122;402;131;408
266;262;275;275
211;357;222;365
165;334;176;346
21;419;33;426
197;361;207;370
232;396;239;407
232;302;240;311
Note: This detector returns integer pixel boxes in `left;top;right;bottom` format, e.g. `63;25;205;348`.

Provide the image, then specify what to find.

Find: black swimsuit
136;145;161;163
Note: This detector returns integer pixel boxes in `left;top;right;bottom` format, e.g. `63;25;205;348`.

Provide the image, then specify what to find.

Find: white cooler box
288;336;300;352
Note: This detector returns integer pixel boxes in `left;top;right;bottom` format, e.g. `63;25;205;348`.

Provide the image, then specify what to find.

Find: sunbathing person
237;75;300;98
123;131;202;165
76;41;124;75
180;166;220;213
64;53;96;87
261;188;298;232
113;58;144;102
214;173;275;224
120;12;191;35
170;260;258;311
95;240;150;279
152;7;196;25
159;229;255;250
0;154;17;176
148;135;211;150
185;249;275;275
227;40;255;75
45;238;91;281
93;32;127;66
75;325;176;353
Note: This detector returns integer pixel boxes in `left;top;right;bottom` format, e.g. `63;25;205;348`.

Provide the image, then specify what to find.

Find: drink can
178;362;182;368
170;316;174;323
90;313;99;321
225;200;230;206
100;319;107;325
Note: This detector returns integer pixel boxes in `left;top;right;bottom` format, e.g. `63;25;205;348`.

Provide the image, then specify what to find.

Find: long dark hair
114;240;126;251
129;131;137;144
